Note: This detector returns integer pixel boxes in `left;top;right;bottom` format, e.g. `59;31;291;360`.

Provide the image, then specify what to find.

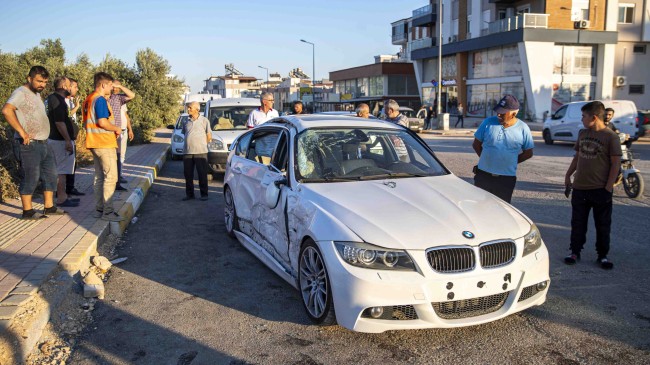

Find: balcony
411;37;434;50
412;3;437;27
392;32;408;44
486;13;548;35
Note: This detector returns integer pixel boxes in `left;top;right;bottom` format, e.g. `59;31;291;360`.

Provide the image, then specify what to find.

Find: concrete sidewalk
0;129;171;362
421;116;544;137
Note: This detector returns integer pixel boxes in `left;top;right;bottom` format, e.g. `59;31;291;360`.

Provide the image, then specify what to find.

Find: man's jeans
570;188;613;258
18;141;57;195
91;148;118;214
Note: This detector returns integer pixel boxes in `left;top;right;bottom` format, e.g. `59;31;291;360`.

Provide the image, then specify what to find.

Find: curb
0;145;169;363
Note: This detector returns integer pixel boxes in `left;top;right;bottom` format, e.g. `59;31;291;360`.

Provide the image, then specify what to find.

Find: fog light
369;306;384;319
536;281;548;291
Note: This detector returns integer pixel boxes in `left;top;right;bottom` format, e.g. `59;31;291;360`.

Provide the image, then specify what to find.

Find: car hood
301;174;531;250
211;130;247;145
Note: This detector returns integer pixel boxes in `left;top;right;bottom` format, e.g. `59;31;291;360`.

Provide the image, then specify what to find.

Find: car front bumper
170;141;184;156
208;151;229;172
320;239;550;333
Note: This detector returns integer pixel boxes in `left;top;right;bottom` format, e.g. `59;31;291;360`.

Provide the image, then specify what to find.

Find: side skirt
234;231;298;289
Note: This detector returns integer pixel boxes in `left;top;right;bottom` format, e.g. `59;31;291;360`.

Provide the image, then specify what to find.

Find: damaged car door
253;130;292;266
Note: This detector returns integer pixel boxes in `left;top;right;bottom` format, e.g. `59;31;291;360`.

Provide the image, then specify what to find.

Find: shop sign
441;79;457;86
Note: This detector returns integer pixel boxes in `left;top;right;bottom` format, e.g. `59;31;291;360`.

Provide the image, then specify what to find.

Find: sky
0;0;425;92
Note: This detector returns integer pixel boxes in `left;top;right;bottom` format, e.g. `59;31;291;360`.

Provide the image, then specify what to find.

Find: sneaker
92;209;103;218
119;176;128;184
115;184;128;191
597;257;614;270
182;196;195;201
102;211;125;222
564;253;580;265
56;199;80;207
200;195;208;201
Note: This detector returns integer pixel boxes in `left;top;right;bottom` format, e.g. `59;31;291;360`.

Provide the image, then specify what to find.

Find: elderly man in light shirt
247;92;279;128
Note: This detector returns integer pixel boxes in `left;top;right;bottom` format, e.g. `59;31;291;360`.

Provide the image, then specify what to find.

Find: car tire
170;152;181;161
224;186;239;238
543;129;554;145
299;240;336;326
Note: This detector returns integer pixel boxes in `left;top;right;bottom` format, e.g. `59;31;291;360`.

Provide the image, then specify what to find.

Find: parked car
223;114;550;333
399;107;424;133
168;113;189;160
204;98;260;174
638;110;650;137
543;100;638;145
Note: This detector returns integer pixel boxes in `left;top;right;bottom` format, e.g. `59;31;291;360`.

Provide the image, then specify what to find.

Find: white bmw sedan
223;115;549;333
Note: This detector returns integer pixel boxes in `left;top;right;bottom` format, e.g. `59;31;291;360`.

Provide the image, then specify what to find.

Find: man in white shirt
247;92;279;128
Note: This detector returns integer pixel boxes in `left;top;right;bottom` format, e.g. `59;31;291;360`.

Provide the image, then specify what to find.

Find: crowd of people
2;66;134;222
2;67;620;269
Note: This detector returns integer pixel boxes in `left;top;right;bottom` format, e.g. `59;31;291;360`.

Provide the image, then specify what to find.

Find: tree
0;40;185;201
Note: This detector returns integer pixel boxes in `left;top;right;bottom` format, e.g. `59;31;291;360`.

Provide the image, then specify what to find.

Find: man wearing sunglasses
472;94;534;203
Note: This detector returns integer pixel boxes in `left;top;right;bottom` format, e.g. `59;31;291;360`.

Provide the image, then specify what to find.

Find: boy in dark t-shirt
564;101;622;269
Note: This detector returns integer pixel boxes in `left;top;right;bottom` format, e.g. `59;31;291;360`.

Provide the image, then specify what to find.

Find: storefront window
369;76;384;96
487;48;503;78
553;45;596;76
388;75;407;95
357;78;368;97
467;84;486;117
551;82;595;111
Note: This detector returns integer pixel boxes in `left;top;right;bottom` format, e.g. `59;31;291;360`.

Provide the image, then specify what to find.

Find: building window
629;85;645;94
633;45;646;54
618;4;635;24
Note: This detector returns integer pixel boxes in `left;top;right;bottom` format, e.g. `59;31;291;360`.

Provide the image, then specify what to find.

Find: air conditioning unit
451;35;458;42
615;76;627;87
574;20;590;29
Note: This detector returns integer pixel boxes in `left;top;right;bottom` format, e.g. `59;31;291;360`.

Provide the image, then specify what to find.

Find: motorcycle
615;132;644;198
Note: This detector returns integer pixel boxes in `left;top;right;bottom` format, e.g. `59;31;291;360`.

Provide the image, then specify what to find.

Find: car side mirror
167;125;175;129
264;177;286;209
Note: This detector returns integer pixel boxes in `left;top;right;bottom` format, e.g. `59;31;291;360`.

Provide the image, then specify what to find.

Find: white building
396;0;650;121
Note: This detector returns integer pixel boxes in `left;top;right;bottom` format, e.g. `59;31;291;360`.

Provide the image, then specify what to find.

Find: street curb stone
0;143;170;363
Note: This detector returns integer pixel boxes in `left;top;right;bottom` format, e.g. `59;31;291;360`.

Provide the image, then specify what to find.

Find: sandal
43;206;66;215
22;210;48;220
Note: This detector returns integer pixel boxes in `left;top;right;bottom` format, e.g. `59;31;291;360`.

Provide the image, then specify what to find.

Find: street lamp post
258;65;269;91
300;39;315;112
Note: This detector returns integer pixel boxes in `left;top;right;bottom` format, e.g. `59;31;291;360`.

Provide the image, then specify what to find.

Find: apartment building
397;0;650;121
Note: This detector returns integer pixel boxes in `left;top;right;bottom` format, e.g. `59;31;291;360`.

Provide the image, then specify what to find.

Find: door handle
233;166;242;174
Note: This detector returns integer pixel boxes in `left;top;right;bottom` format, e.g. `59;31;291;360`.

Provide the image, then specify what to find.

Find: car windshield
208;106;256;131
400;109;415;118
296;127;448;182
175;115;189;129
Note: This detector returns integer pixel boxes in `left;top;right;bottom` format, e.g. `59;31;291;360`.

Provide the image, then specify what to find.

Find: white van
543;100;638;145
184;93;222;114
203;98;261;174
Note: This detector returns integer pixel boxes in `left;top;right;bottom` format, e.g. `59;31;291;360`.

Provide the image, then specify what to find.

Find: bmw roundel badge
462;231;475;239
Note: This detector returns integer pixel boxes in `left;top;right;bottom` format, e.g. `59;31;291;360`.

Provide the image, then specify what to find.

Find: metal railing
411;37;434;50
412;3;433;18
486;13;548;35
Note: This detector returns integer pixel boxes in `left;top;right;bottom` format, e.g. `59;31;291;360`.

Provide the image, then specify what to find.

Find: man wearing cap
472;94;534;203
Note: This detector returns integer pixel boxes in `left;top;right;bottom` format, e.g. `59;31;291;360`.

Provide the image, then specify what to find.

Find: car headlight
334;242;416;271
522;224;542;257
208;139;224;151
172;134;184;143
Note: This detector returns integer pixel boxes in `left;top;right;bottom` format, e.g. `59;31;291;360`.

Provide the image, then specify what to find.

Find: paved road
68;136;650;365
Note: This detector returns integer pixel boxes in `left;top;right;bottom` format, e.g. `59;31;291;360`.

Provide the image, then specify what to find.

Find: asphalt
0;129;170;363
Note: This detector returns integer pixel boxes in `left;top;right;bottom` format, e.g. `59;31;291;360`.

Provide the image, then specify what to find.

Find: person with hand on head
182;101;211;201
472;94;534;203
2;66;64;219
564;101;621;270
65;78;85;197
107;80;135;191
46;76;79;208
84;72;124;221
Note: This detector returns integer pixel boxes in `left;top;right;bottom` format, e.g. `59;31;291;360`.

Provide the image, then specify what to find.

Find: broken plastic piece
110;257;128;265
